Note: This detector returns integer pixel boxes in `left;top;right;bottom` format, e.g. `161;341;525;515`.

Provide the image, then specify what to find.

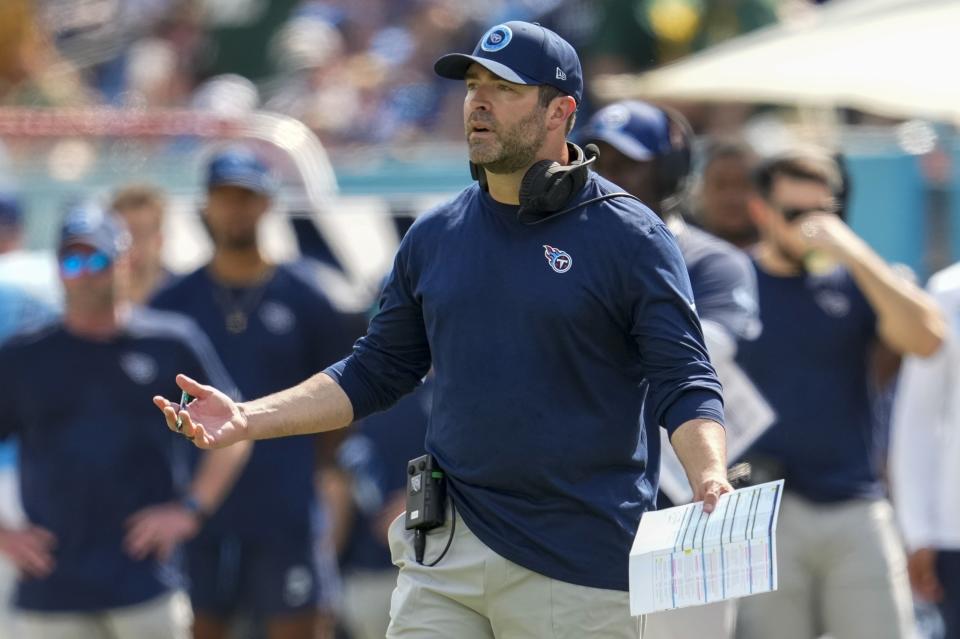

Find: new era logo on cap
433;21;584;104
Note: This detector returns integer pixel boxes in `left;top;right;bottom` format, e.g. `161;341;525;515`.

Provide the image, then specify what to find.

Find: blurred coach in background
0;205;249;639
734;149;944;639
151;148;360;639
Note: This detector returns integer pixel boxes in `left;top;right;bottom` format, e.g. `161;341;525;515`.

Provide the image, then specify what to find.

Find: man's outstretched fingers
176;374;211;399
177;410;198;439
154;397;186;433
176;410;212;447
160;405;180;432
163;407;176;431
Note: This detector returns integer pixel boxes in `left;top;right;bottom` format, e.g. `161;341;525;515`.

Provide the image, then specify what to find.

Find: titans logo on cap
598;104;631;130
480;24;513;52
62;212;100;237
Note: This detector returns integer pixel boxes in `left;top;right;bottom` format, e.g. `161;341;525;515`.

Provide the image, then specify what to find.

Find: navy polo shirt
737;262;881;502
0;308;234;611
152;260;360;542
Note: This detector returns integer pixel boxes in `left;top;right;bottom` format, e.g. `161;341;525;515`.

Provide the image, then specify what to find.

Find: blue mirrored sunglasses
60;251;112;279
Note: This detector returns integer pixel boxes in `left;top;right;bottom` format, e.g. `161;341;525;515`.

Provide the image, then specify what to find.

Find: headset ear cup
656;107;694;204
550;162;588;209
519;160;559;211
541;165;574;211
527;164;590;215
657;152;684;196
470;162;489;191
520;142;592;214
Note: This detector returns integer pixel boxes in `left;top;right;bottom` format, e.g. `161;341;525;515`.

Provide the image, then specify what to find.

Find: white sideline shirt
891;262;960;551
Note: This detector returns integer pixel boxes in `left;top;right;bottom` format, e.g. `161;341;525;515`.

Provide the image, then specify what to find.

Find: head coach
156;20;731;638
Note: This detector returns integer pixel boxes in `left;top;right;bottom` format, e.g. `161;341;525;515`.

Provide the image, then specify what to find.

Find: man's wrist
694;468;729;487
180;495;209;524
831;231;870;266
236;402;254;440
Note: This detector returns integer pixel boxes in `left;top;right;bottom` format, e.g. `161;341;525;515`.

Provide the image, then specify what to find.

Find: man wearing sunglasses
733;150;946;639
0;204;250;639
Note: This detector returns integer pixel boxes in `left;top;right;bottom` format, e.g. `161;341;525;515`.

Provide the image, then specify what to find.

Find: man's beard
771;236;806;269
213;231;258;252
721;225;760;248
467;105;548;175
67;284;115;313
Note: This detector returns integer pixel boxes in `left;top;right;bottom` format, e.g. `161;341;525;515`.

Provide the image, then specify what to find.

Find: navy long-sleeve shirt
326;173;723;590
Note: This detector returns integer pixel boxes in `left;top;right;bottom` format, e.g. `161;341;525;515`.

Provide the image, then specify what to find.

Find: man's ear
547;95;577;132
254;193;272;216
746;194;770;228
198;208;213;239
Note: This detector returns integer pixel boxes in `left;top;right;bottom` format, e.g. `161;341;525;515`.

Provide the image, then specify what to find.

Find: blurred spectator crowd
0;0;815;147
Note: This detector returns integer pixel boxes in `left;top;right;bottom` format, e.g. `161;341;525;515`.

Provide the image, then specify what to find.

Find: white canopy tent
595;0;960;124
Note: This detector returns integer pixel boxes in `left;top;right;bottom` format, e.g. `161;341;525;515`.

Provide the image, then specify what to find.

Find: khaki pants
342;569;397;639
14;590;192;639
735;493;914;639
386;510;643;638
644;600;736;639
0;465;24;639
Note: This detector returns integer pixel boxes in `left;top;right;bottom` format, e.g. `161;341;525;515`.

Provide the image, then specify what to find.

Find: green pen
175;390;194;432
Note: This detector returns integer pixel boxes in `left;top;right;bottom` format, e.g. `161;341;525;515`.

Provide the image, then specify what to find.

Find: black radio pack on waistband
405;454;446;532
405;454;456;566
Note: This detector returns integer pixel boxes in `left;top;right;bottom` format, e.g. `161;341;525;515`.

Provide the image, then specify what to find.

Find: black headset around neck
471;142;639;225
517;141;595;216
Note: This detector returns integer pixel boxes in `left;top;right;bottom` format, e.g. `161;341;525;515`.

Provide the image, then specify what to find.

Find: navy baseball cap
0;193;22;227
206;147;277;196
579;101;673;161
434;21;583;104
59;203;130;259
